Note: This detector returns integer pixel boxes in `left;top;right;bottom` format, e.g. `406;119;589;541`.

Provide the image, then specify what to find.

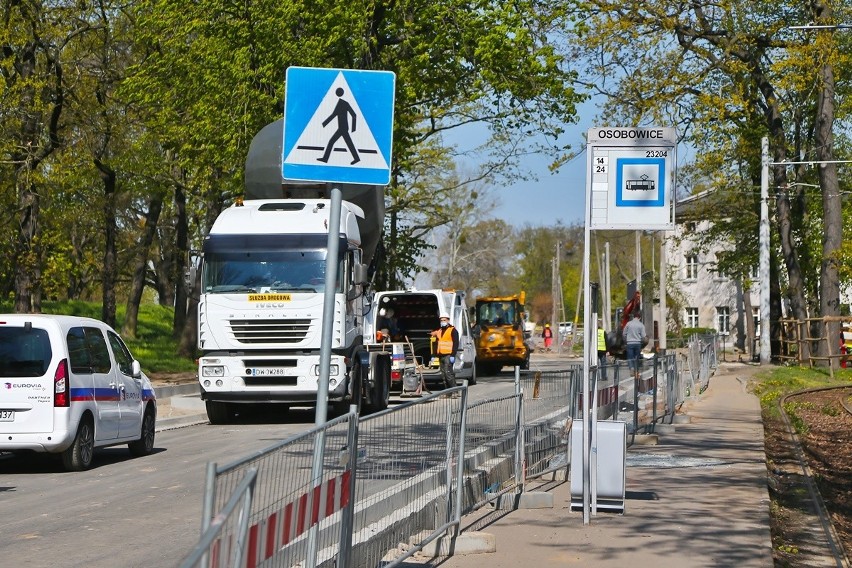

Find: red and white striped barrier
211;469;352;568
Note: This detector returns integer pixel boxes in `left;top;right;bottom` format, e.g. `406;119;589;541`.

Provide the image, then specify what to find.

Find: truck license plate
248;368;288;377
0;410;14;422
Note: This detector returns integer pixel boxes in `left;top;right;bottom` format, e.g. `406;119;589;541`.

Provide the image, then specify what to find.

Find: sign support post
282;66;396;565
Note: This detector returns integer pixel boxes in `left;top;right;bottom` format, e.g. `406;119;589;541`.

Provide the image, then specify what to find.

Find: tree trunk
123;196;164;338
811;0;842;367
172;183;189;338
177;264;201;358
177;189;224;357
742;279;755;357
770;248;783;360
96;159;118;328
14;182;39;314
11;45;64;314
771;154;811;360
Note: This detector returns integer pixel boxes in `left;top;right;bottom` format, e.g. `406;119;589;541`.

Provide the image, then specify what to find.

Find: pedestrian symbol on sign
317;88;360;165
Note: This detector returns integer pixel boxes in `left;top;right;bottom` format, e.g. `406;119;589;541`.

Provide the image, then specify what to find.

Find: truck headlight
314;365;339;376
202;365;225;377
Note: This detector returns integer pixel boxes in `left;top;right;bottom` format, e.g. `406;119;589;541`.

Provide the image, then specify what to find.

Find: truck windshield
477;301;521;326
202;251;341;294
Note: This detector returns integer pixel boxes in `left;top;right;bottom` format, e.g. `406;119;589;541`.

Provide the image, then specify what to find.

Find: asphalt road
0;355;577;567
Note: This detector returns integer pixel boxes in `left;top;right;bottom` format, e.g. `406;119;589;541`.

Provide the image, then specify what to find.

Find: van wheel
206;401;233;425
128;407;156;457
62;416;95;471
364;357;390;413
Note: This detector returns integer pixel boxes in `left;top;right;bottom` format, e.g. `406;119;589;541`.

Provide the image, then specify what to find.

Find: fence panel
344;387;465;568
461;393;521;513
205;412;357;568
185;345;725;566
180;467;258;568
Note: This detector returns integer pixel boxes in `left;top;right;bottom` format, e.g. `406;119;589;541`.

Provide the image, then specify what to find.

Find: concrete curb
418;531;496;557
154;384;208;431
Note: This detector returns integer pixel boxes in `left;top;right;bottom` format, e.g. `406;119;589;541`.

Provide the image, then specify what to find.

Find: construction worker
542;323;553;351
431;312;459;391
597;319;609;380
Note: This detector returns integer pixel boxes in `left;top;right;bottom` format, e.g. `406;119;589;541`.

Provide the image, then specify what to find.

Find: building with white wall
666;192;761;354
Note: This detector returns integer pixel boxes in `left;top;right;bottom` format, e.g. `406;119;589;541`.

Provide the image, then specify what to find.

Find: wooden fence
778;316;852;377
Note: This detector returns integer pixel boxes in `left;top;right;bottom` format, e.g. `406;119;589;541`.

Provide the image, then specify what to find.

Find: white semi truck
196;120;392;423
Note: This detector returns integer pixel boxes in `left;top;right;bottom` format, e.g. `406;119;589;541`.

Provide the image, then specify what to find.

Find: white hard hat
379;307;387;317
440;311;450;320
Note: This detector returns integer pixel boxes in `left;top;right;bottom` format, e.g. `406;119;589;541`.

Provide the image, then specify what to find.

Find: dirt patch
764;386;852;566
149;371;197;386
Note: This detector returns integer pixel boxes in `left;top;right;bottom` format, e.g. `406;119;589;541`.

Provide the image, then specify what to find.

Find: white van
366;289;477;386
0;315;157;471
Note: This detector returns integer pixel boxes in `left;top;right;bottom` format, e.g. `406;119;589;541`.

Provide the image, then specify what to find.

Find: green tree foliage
124;0;584;294
0;0;587;350
566;0;852;356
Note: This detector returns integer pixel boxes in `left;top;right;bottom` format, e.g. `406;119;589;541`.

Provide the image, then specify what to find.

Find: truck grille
228;319;311;344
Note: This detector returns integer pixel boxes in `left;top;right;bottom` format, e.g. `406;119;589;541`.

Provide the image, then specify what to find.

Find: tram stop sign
586;127;677;230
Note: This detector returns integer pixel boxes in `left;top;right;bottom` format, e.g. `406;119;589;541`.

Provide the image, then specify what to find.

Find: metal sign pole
315;187;342;425
582;173;593;525
308;187;342;565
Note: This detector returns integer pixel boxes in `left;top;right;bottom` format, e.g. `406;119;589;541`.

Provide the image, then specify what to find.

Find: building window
716;306;730;335
686;307;699;328
685;255;698;280
750;265;759;280
753;307;760;336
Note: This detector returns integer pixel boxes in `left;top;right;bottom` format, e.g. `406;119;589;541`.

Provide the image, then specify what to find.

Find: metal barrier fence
343;387;466;568
181;412;360;568
593;352;693;437
179;468;258;568
520;367;580;479
682;334;718;398
183;339;717;567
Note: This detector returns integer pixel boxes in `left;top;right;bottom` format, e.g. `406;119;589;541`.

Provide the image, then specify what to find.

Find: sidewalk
426;362;774;567
152;382;208;431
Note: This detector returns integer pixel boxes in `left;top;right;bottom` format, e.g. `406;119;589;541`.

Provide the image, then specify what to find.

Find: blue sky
447;114;695;229
446;101;601;228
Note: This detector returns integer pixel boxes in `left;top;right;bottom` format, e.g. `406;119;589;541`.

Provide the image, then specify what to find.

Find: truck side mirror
353;263;369;285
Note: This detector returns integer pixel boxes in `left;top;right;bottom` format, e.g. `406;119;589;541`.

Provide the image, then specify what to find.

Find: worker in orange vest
431;312;459;391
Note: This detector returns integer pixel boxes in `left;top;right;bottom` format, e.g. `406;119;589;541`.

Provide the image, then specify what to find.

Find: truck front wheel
206;401;234;425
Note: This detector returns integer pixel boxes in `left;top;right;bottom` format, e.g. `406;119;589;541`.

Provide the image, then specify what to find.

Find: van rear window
0;327;53;377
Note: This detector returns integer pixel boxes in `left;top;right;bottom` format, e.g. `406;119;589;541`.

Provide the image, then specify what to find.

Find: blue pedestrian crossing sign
283;67;396;186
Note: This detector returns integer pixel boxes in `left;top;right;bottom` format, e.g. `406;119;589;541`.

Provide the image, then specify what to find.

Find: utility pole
551;256;557;341
659;231;667;350
759;137;770;364
635;231;642;294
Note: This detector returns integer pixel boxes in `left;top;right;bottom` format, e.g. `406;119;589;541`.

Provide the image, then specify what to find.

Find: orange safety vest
436;326;455;355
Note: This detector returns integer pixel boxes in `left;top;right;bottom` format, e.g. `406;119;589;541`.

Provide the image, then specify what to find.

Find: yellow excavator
473;292;531;375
